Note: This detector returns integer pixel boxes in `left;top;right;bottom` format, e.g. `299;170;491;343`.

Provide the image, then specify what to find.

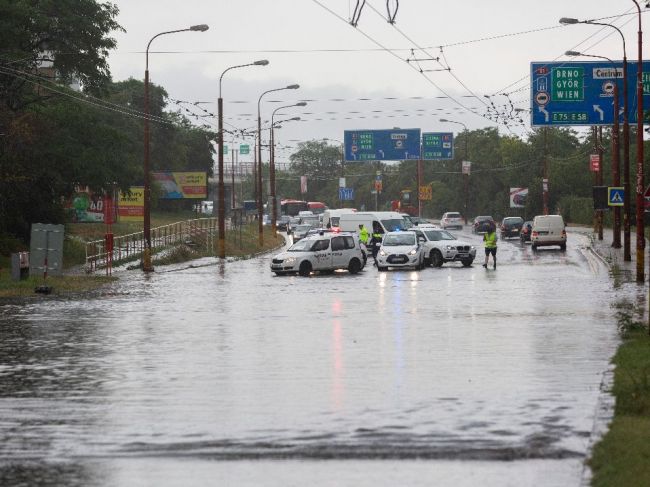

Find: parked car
531;214;567;251
270;232;365;276
472;216;495;234
520;220;533;243
376;231;426;271
500;216;524;238
412;224;476;267
440;212;463;230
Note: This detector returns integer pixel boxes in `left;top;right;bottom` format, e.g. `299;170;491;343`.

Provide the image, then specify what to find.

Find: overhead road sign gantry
530;61;650;127
344;128;421;162
422;132;454;160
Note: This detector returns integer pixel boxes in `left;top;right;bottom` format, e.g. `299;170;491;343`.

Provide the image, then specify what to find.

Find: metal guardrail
85;218;221;272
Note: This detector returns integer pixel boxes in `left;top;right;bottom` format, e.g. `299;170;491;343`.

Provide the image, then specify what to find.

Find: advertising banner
65;189;107;223
510;187;528;208
118;187;145;222
152;172;207;199
300;176;308;194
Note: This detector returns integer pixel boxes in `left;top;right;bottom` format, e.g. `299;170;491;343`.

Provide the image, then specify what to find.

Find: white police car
376;231;425;271
411;224;476;267
271;231;365;276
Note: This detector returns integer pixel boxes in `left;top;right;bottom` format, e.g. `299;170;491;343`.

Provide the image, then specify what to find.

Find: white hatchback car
440;211;463;230
376;231;425;271
271;232;365;276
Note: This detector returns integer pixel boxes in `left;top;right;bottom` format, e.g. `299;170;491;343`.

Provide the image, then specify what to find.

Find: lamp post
561;17;629;258
217;60;268;259
631;1;645;282
566;50;620;245
257;84;300;246
440;118;469;223
270;102;306;233
143;23;209;272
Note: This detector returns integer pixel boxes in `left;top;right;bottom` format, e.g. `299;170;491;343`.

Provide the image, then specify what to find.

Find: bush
557;196;594;225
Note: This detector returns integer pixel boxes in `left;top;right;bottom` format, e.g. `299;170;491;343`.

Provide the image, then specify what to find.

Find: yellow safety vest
484;231;497;248
359;227;369;244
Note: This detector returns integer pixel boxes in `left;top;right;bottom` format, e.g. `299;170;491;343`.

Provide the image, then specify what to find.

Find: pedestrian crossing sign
607;187;624;207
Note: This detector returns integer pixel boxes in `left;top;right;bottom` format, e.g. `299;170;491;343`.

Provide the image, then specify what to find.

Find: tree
0;0;122;112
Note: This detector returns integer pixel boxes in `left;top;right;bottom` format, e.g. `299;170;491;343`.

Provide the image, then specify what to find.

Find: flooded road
0;229;625;486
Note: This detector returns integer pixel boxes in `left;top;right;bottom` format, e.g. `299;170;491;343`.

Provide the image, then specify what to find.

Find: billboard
118;186;144;222
152;171;207;199
510;187;528;208
65;188;107;223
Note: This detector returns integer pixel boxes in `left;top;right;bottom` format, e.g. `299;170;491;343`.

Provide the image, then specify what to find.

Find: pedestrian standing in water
483;220;498;269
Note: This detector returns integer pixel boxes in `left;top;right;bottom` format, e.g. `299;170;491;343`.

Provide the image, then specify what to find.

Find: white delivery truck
322;208;357;229
338;211;412;235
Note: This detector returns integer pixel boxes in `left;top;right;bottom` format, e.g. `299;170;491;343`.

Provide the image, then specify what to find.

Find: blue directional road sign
339;187;354;201
344;128;421;162
531;61;650;127
422;132;454;160
608;187;624;207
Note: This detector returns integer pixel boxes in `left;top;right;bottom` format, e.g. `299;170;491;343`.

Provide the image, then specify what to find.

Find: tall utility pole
597;127;604;240
632;0;644;282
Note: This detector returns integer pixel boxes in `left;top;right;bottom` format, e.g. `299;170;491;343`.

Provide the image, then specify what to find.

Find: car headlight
408;248;417;255
379;250;386;256
284;257;296;264
445;245;453;250
470;246;475;250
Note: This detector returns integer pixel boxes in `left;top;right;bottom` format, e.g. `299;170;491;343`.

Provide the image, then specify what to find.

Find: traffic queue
270;210;478;277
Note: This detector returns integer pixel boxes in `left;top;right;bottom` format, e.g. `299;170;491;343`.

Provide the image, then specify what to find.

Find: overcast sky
106;0;647;162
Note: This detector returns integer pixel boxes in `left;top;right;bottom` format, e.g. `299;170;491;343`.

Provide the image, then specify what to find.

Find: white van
322;208;357;229
338;211;412;235
531;214;566;251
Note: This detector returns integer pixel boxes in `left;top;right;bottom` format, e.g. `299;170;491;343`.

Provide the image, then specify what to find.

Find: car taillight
532;231;538;237
562;229;566;237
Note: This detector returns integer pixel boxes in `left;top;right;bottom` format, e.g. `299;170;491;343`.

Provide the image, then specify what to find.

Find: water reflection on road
0;229;627;486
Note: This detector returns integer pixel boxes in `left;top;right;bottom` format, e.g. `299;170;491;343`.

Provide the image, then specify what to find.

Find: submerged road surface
0;228;629;486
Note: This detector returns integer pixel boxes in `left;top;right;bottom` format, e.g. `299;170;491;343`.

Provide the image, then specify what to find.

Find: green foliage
557;196;593;225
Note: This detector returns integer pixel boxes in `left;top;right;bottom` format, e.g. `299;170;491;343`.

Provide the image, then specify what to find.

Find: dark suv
472;216;494;234
500;216;524;238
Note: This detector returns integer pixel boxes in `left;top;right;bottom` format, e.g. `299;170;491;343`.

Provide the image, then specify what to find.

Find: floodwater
0;229;628;486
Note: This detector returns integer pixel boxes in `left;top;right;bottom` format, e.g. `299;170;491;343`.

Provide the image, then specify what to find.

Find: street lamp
440;118;470;223
143;23;209;272
270;102;306;233
561;17;629;257
257;84;300;246
631;1;645;282
566;50;620;245
217;59;268;259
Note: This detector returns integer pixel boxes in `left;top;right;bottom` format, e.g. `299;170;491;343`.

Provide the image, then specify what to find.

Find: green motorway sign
240;144;250;155
551;67;584;102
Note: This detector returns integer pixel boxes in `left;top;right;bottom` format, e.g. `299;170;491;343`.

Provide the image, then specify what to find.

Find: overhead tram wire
494;8;637;98
311;0;490;124
0;65;177;126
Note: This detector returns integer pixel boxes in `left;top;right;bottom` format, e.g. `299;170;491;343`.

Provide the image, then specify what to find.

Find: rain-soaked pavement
0;227;636;486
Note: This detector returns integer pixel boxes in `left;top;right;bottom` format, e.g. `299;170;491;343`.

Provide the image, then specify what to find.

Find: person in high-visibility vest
482;221;498;269
358;224;369;245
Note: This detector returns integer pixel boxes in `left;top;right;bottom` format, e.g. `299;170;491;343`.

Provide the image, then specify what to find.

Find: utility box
29;224;65;277
10;252;30;280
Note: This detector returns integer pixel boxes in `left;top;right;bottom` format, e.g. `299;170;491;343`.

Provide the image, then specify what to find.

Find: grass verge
589;305;650;486
0;274;116;298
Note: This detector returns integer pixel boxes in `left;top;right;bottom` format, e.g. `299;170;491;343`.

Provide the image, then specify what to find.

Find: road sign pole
417;152;423;217
543;128;549;215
